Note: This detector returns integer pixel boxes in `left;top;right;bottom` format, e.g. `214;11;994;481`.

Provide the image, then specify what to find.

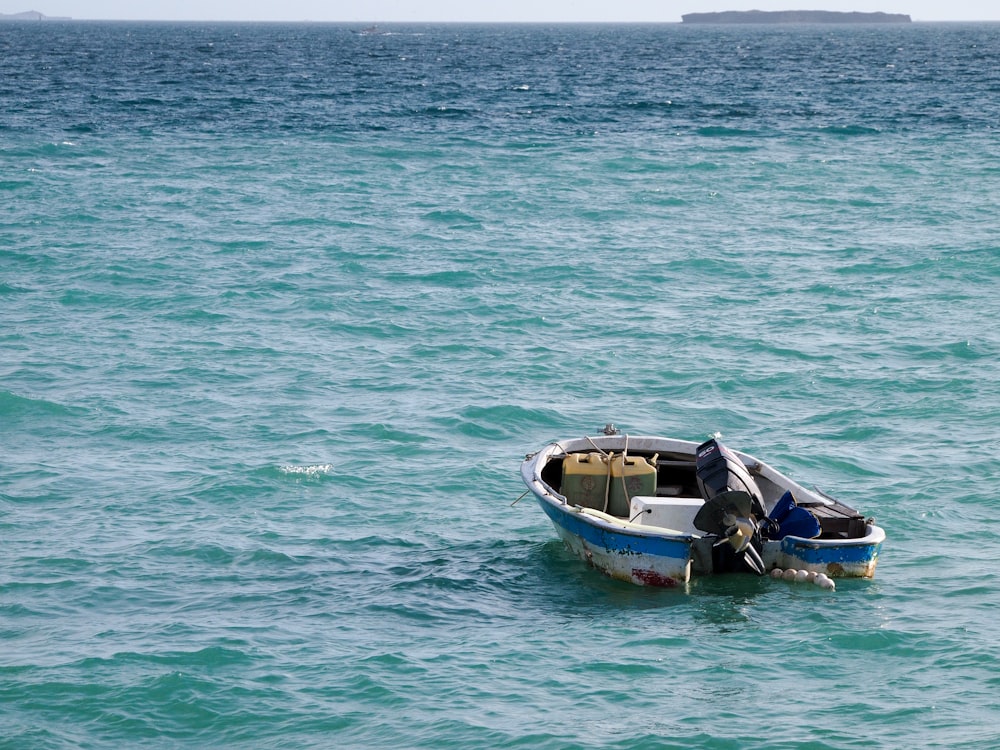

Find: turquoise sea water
2;21;1000;748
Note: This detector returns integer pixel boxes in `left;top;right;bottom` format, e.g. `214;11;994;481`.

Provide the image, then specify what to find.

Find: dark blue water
5;22;1000;137
3;21;1000;749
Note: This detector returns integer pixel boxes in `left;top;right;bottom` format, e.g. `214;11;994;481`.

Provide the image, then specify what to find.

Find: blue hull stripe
780;537;882;565
540;498;881;570
539;499;692;561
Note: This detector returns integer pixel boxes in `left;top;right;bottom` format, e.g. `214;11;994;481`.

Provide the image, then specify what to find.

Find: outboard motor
693;438;768;575
694;438;767;517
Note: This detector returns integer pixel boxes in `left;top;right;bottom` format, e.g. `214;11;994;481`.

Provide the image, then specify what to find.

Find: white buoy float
769;568;836;591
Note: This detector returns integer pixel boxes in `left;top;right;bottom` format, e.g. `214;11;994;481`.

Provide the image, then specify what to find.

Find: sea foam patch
279;464;335;478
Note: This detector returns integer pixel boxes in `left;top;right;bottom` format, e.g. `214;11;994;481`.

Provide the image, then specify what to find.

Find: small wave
817;124;882;136
420;105;478;118
695;126;762;137
0;390;87;420
404;268;481;286
278;463;335;478
420;209;482;228
0;281;32;294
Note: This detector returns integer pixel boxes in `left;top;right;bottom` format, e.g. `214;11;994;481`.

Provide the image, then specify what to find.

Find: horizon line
3;16;999;24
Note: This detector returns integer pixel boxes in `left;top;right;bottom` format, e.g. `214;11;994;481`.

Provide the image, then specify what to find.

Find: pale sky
6;1;999;23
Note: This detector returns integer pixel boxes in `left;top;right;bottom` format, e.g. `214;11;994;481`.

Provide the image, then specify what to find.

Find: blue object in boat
767;490;821;540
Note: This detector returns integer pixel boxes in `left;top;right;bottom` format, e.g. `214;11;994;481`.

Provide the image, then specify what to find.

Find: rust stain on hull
631;568;682;587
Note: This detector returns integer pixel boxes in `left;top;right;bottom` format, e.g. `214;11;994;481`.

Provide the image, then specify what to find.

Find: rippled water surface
3;21;1000;749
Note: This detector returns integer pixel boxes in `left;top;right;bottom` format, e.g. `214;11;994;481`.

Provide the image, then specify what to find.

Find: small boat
520;426;885;588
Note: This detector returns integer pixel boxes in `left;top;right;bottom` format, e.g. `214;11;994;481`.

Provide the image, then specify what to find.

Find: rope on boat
602;452;612;513
619;433;630;510
584;434;610;456
582;432;632;516
510;490;530;506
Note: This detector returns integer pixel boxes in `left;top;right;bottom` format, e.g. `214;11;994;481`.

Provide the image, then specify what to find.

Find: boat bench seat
807;502;868;538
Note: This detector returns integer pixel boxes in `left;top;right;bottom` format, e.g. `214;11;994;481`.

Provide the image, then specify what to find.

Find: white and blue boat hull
522;433;885;587
538;496;696;587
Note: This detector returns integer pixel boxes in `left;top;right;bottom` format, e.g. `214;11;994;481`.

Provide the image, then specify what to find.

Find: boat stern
770;523;885;578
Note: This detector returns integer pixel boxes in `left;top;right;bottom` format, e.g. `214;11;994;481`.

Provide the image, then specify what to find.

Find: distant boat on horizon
353;24;388;36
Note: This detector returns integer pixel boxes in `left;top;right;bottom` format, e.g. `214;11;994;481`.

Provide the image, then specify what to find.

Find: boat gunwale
780;523;885;548
523;433;795;508
522;433;885;543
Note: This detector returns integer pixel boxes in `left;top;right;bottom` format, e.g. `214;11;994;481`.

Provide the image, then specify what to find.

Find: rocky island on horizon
0;10;72;20
682;10;912;24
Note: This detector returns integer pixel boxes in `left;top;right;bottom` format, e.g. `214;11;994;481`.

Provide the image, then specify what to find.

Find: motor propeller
693;490;767;576
715;512;766;576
